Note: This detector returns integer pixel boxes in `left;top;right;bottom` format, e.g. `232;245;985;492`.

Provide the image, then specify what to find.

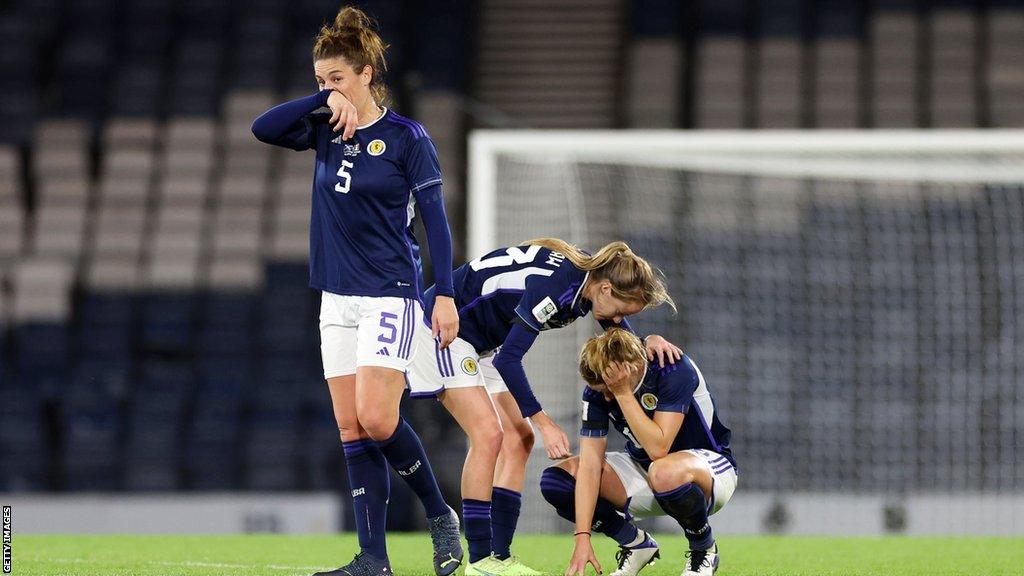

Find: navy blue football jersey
423;245;591;353
290;108;442;299
580;355;736;471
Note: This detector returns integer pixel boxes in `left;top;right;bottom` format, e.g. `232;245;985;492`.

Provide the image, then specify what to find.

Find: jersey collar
357;107;388;130
633;363;649;394
571;270;590;310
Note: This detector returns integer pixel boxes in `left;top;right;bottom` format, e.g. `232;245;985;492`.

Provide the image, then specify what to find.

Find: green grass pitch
11;534;1024;575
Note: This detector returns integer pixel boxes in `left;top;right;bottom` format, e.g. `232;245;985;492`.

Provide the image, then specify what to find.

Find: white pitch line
25;556;327;572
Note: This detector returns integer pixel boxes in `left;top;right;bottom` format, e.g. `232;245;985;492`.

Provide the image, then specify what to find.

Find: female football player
408;239;683;575
544;328;737;576
252;6;462;576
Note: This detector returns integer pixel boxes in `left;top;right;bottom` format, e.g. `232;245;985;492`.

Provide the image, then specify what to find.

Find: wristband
574;531;591;537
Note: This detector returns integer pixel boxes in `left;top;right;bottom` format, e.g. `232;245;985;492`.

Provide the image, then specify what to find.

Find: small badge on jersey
368;139;386;156
641;393;658;410
344;143;361;156
532;297;558;325
461;357;479;376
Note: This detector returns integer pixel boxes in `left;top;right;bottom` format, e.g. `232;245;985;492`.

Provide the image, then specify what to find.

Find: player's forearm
493;324;542;417
494;357;541;417
574;445;604;533
251;90;330;144
615;393;671;459
413;184;454;296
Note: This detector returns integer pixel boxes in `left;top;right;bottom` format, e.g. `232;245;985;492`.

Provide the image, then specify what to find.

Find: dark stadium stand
0;0;1020;496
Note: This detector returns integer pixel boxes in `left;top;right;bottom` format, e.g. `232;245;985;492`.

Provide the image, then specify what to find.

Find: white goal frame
467;129;1024;258
465;128;1024;535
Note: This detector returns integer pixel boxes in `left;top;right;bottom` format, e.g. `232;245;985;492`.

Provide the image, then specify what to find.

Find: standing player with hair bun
252;6;462;576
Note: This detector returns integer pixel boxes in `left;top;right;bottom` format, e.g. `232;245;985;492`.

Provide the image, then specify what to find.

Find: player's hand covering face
314;57;364;140
326;91;358;139
601;361;642;397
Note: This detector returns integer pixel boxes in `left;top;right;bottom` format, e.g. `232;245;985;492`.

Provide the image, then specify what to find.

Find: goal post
467;130;1024;534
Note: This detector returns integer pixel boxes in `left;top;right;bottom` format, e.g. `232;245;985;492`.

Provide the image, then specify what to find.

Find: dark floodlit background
0;0;1022;535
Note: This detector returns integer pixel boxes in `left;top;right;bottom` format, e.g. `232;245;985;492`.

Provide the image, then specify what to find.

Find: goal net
468;131;1024;534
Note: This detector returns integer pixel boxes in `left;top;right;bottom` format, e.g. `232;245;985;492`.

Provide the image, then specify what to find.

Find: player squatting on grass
543;328;738;576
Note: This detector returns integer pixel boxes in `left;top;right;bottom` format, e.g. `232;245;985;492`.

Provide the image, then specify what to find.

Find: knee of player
338;422;365;444
648;459;694;493
539;463;576;503
472;421;504;456
357;410;400;441
503;422;534;456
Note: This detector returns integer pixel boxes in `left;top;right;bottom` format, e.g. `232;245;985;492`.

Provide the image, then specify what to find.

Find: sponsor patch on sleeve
531;296;559;325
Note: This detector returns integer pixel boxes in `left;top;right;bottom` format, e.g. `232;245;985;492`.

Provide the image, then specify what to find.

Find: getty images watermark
2;505;10;574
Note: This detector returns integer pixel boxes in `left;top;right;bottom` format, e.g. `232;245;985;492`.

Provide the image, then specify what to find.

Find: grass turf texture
12;534;1024;576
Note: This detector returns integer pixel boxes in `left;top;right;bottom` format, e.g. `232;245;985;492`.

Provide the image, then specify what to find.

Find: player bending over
407;240;682;576
542;328;737;576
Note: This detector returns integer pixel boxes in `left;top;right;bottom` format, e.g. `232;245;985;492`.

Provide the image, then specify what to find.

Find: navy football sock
490;487;521;560
462;499;492;563
342;440;390;560
538;467;637;546
376;418;449;519
654;482;714;550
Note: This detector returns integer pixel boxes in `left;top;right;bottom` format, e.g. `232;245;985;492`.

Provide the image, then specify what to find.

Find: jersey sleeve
251;90;331;151
413;184;454;297
580;387;610;438
491;322;542;417
655;359;700;414
403;132;444;193
513;265;577;331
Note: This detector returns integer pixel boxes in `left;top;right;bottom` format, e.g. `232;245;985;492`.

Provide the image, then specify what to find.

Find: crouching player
541;329;737;576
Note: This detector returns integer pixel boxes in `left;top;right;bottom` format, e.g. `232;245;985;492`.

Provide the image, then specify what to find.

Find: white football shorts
319;292;422;378
406;326;509;397
604;449;738;520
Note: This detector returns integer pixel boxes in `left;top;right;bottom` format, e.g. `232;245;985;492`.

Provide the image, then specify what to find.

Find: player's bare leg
487;392;541;575
646;452;713;498
492;391;534;492
547;457;661;576
328;375;368;443
355;366;462;576
353;366;406;441
316;374;393;576
439;387;503;502
648;452;718;576
439;387;503;573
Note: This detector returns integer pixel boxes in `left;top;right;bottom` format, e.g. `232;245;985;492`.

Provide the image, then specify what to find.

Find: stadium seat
140;294;196;353
61;386;122;491
0;383;47;490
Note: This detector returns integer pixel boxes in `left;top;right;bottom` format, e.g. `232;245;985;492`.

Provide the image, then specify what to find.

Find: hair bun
334;6;373;31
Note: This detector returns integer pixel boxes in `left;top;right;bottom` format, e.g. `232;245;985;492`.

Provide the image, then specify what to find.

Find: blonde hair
578;328;647;388
313;6;389;104
524;238;676;312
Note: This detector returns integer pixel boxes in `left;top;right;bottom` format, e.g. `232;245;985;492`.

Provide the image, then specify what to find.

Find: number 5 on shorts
378;312;398;344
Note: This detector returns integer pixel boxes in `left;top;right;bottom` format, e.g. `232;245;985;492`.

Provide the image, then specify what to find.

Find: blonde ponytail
524;238;676;312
